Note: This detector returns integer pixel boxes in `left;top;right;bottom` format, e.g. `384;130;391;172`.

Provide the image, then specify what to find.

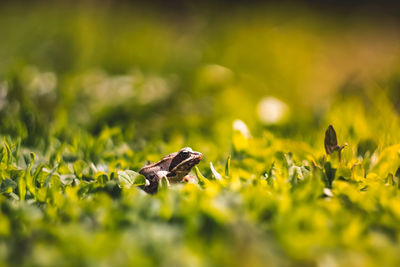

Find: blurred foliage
1;1;400;266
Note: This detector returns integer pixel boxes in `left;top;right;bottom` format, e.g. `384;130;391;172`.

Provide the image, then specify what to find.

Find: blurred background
1;0;400;153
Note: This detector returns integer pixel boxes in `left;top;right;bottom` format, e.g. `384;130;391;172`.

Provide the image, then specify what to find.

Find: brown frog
139;147;203;194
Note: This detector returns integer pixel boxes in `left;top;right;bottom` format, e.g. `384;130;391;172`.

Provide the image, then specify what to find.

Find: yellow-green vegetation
1;2;400;266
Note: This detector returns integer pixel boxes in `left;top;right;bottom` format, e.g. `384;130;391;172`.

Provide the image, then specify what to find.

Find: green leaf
132;175;147;186
194;166;209;187
225;155;231;177
336;167;352;181
371;144;400;178
0;178;17;194
43;164;60;187
73;160;86;177
24;152;36;198
386;173;395;186
324;162;336;188
118;170;147;187
357;139;377;158
104;180;121;198
2;138;12;165
158;176;169;192
95;172;109;184
18;175;26;201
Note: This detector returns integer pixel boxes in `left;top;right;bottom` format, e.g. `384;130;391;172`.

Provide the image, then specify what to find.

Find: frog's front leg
143;171;170;194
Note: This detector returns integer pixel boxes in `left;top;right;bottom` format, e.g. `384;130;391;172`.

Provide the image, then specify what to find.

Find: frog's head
168;147;203;175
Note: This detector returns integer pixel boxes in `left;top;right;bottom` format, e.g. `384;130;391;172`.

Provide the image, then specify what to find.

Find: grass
1;2;400;266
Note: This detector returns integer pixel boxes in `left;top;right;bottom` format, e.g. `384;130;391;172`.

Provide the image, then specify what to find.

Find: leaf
43;164;60;187
371;144;400;178
24;169;35;199
118;170;134;187
225;155;231;177
324;125;338;154
104;180;121;198
210;162;222;180
25;152;36;198
118;170;147;187
158;176;169;192
33;164;47;187
194;166;209;187
386;173;395;186
395;167;400;179
2;138;12;164
95;172;109;184
36;188;48;202
132;175;148;186
324;125;348;161
396;167;400;189
73;160;86;177
18;175;26;201
324;162;336;188
357;139;378;158
0;178;17;194
336;167;352;181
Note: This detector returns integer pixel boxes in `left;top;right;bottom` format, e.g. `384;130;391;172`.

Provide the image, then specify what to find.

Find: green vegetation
1;2;400;266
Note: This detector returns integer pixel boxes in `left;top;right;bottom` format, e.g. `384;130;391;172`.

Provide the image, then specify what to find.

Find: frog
139;147;203;194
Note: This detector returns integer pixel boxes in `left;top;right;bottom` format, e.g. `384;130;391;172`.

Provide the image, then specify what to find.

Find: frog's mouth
196;153;203;161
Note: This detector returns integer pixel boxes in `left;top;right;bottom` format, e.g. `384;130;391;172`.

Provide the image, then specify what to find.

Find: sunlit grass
1;2;400;266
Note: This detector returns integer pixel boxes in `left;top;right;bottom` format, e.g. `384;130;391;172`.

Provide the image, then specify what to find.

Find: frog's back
139;152;177;173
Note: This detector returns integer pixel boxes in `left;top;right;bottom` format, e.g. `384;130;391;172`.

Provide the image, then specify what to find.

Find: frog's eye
169;151;190;171
180;151;190;158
